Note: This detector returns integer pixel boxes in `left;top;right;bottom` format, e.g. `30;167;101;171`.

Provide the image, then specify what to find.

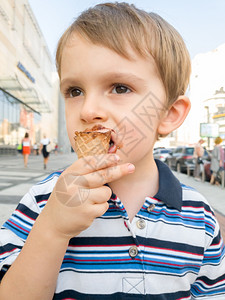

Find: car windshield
161;149;170;153
185;148;194;155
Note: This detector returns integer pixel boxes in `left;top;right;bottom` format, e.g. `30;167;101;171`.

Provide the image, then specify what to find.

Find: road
0;152;76;225
0;154;225;240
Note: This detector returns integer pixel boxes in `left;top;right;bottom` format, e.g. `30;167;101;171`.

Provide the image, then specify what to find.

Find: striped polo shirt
0;160;225;299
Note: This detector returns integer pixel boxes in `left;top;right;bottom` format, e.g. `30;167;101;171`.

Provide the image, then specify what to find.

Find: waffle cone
74;131;111;159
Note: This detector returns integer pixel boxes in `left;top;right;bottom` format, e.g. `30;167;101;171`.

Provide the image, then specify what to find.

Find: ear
157;96;191;135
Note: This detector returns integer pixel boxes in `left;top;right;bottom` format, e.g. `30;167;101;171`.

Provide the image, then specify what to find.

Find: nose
80;96;108;124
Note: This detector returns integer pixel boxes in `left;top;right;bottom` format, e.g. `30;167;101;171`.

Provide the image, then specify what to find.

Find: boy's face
60;33;167;165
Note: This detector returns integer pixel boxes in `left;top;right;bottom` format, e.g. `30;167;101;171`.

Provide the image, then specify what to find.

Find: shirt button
129;246;138;258
136;219;146;229
147;204;155;212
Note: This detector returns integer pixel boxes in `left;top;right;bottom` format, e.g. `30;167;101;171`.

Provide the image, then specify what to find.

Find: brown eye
112;84;131;94
68;88;83;97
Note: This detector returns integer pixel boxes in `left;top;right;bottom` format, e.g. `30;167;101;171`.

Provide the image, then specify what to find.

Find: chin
119;148;152;166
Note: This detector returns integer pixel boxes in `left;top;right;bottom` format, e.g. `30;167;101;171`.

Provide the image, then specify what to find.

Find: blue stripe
37;171;62;184
3;221;29;240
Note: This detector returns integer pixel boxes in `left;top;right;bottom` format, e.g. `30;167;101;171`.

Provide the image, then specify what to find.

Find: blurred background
0;0;225;156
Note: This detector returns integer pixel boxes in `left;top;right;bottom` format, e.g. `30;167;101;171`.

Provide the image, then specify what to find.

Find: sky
29;0;225;61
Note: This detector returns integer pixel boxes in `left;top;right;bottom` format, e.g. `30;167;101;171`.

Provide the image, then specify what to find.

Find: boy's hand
41;154;135;241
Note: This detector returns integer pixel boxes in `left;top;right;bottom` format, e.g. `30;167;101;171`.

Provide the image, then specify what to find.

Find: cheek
115;116;157;162
65;105;79;146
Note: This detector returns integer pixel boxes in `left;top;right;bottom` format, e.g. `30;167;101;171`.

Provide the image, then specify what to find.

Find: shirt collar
108;159;182;212
153;159;182;211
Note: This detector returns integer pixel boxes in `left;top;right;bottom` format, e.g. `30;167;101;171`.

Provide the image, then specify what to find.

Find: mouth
81;124;122;154
108;129;122;154
108;137;116;153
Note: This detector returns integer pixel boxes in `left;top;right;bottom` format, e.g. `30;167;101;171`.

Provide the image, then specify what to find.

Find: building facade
157;43;225;150
0;0;58;153
187;43;225;148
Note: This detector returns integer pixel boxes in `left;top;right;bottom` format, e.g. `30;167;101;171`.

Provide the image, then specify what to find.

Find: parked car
166;146;210;173
153;148;172;162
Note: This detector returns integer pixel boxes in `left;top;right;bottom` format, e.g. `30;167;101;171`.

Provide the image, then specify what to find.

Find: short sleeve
0;191;41;280
0;172;59;281
191;217;225;298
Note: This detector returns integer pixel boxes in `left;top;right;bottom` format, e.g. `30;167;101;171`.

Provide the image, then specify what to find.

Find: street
175;171;225;241
0;154;225;240
0;152;76;225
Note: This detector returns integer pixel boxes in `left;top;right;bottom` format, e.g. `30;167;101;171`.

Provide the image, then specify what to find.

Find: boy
0;2;225;299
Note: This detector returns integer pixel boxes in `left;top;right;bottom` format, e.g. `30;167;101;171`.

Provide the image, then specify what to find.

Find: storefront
0;0;59;154
0;88;41;153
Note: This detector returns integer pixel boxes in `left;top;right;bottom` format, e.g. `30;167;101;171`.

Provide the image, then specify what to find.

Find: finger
83;163;135;188
91;202;109;219
54;174;112;207
65;153;121;175
88;186;112;205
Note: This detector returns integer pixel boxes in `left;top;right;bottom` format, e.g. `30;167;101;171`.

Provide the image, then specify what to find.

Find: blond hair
56;2;191;106
215;136;223;145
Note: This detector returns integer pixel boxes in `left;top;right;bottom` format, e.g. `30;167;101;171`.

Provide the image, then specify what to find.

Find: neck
109;154;159;220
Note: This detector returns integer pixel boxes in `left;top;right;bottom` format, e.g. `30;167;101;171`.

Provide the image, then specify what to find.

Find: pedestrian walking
193;138;204;180
21;132;31;168
40;134;50;169
210;136;224;185
54;143;58;155
33;143;39;155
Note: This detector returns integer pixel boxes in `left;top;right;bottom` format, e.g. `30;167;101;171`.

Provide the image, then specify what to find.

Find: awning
0;76;52;113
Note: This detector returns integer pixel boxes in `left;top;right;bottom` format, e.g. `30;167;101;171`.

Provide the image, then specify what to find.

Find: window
175;148;182;153
185;147;194;155
161;149;170;154
0;89;41;145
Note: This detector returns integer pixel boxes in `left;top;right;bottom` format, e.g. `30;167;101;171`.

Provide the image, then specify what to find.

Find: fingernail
127;164;135;173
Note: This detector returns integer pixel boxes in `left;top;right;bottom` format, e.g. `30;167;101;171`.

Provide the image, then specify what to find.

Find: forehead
61;33;135;65
60;33;159;80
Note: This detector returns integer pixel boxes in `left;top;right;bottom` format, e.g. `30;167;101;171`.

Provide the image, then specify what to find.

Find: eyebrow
60;72;146;91
100;72;146;84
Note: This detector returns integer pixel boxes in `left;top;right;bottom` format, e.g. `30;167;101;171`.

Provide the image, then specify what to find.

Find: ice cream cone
74;130;111;159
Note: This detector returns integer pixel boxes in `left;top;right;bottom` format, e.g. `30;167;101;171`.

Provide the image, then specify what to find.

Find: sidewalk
174;171;225;240
0;152;76;226
0;155;224;239
174;171;225;216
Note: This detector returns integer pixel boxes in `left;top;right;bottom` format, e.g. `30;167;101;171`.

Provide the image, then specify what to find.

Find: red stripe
154;209;205;222
183;205;212;214
198;277;225;287
64;257;138;263
15;209;35;221
69;243;203;257
0;247;17;256
64;257;199;268
141;244;203;257
8;219;29;233
63;257;199;269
